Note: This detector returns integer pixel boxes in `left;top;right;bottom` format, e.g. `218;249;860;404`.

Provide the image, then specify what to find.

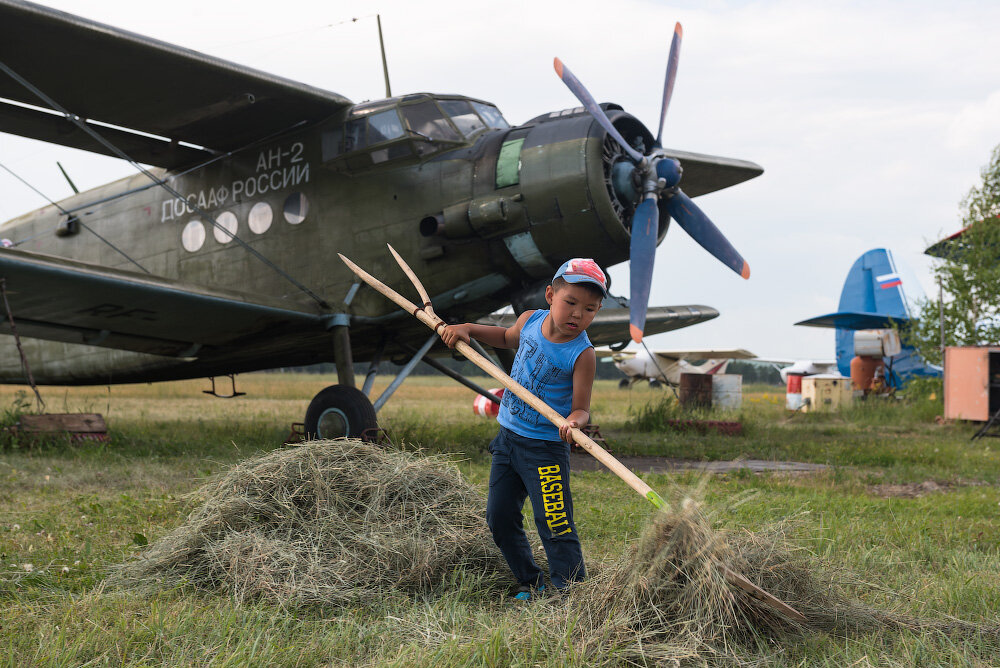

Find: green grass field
1;375;998;666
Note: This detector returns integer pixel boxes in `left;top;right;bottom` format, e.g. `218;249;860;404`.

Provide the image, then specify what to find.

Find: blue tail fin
796;248;941;384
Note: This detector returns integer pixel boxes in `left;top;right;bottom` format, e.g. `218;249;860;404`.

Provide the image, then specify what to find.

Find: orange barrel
785;373;804;410
473;388;504;417
850;356;883;392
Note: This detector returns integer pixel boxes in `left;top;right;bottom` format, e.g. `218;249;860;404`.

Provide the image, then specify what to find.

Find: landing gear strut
303;314;377;439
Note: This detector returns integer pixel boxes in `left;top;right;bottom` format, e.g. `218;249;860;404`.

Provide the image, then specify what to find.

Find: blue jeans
486;426;586;590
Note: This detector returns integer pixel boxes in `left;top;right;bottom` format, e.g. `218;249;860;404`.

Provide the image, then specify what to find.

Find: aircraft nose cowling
509;107;659;274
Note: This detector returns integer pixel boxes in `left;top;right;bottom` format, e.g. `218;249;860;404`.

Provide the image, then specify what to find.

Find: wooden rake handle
337;246;806;623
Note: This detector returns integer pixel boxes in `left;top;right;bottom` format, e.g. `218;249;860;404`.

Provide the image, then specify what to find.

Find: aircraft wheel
618;378;631;389
304;385;378;439
648;379;663;389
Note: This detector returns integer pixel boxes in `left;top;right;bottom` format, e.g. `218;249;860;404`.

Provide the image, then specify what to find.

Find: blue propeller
554;22;749;343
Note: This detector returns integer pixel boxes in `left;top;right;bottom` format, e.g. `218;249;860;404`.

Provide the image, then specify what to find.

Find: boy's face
544;283;602;341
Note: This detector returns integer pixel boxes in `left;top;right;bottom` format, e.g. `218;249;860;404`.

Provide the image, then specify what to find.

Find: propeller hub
654;157;682;189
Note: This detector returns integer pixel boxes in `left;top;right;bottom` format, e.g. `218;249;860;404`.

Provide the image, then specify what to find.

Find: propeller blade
655;22;683;147
666;190;750;279
553;58;644;163
628;197;660;343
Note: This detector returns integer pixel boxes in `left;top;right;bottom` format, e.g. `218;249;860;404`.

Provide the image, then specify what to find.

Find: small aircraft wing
477;304;718;348
596;348;753;362
0;0;352;169
648;348;755;362
595;350;635;360
795;312;903;329
0;249;328;357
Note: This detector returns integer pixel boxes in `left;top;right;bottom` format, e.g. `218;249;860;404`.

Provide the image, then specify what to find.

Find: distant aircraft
794;248;941;387
596;348;755;388
775;360;837;383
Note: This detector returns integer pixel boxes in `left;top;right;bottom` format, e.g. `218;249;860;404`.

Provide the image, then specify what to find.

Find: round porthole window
248;201;273;234
214;211;238;243
181;219;206;252
284;192;309;224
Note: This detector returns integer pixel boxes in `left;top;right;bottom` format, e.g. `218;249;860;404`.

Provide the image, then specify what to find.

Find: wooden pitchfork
339;245;806;623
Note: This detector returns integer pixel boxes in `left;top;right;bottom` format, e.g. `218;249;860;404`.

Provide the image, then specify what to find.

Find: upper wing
477;304;718;348
0;248;329;357
653;348;756;362
0;0;351;168
595;350;635;360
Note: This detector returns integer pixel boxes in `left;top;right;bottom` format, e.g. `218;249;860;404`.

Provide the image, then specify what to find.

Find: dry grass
113;439;507;607
546;490;1000;665
109;437;998;666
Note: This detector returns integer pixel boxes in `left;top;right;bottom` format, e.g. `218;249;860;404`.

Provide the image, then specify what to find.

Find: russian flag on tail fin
876;272;902;290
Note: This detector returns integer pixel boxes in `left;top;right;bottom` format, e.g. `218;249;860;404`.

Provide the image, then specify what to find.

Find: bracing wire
0;159;151;273
213;14;377;49
640;337;680;400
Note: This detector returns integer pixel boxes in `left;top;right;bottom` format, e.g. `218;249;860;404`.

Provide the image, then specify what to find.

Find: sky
2;0;1000;361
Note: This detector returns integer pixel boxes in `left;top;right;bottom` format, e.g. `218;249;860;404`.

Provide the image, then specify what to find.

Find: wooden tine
387;244;434;316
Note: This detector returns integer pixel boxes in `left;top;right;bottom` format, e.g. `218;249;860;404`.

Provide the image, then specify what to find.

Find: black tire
303;385;378;439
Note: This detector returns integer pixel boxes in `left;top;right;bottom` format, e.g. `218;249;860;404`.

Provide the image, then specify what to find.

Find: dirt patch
867;479;959;498
570;453;828;475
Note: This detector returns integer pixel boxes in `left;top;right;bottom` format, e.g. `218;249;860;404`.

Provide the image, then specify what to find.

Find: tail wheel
304;385;378;439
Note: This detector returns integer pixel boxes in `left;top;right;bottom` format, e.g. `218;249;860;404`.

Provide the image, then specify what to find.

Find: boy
440;258;606;600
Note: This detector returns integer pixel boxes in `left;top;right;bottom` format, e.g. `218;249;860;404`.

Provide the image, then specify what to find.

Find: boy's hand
440;323;471;349
559;420;580;444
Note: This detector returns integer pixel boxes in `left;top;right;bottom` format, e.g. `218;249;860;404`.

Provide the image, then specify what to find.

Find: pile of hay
115;439;506;606
557;493;997;664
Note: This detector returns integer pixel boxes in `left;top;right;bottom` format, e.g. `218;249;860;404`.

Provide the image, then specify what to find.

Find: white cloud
946;90;1000;151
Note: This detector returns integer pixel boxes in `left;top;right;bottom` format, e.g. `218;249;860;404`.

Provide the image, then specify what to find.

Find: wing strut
0;278;45;409
0;59;332;310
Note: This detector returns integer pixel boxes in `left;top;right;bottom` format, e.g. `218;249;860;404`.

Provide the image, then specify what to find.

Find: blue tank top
497;309;593;441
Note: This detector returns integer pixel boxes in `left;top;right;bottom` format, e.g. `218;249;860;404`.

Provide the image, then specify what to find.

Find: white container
854;329;902;357
711;374;743;409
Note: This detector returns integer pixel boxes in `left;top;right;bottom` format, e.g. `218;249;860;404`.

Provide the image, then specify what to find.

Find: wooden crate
15;413;108;441
801;377;853;412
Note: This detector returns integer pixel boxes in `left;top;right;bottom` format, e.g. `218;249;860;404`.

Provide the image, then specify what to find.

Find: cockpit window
471;101;510;129
440;99;486;137
343;118;366;153
401;101;460;142
323;97;506;165
367;109;404;144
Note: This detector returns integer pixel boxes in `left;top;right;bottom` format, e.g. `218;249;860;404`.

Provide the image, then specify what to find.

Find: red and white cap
552;258;607;297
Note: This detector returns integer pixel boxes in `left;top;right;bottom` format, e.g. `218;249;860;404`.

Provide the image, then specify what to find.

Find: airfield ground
1;374;998;665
